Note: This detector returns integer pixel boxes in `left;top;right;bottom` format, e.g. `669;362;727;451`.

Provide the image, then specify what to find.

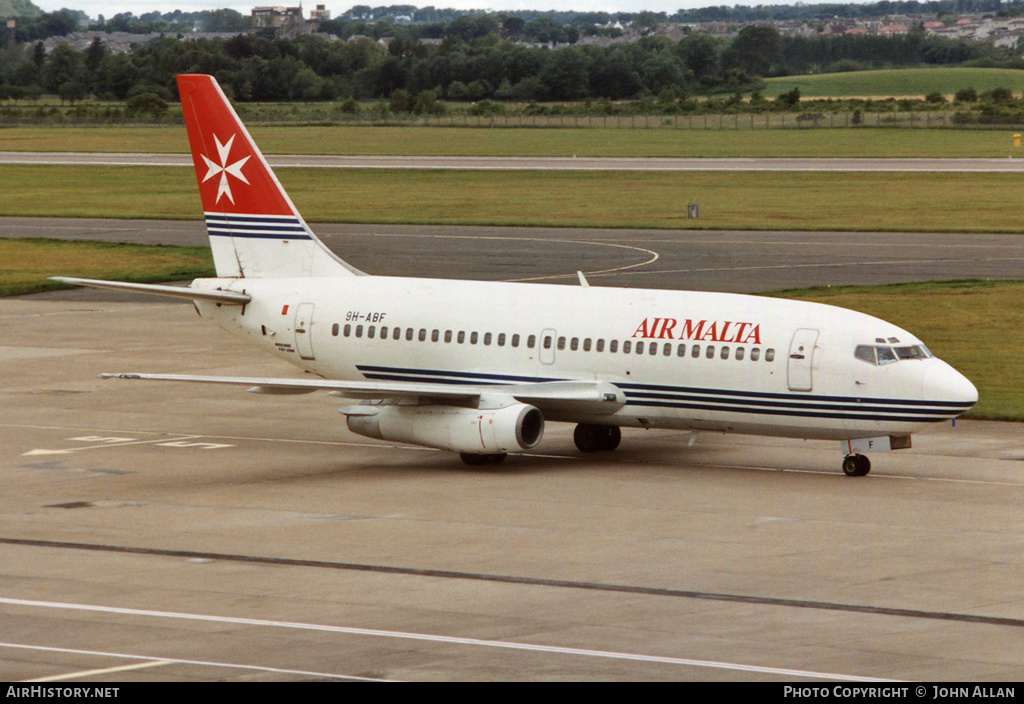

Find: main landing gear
574;424;622;453
842;453;871;477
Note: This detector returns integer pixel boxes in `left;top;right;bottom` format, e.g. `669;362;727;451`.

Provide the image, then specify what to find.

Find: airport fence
3;105;1024;130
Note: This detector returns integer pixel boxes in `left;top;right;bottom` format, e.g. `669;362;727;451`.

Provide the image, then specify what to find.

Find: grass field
2;164;1024;233
2;124;1023;158
763;67;1024;98
0;238;214;297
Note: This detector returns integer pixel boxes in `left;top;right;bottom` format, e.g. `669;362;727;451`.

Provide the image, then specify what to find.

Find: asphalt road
2;297;1023;681
4;216;1022;293
3;208;1024;681
5;151;1024;171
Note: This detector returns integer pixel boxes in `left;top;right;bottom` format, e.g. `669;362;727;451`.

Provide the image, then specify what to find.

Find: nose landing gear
842;453;871;477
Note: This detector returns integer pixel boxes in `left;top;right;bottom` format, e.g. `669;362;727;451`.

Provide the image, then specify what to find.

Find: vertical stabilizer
176;74;363;278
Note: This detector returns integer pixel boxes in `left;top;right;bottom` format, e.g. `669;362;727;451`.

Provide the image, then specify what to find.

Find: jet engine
344;402;544;455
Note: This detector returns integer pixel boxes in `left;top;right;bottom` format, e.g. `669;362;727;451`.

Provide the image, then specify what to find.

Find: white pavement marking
24;659;173;682
0;597;896;681
0;642;387;682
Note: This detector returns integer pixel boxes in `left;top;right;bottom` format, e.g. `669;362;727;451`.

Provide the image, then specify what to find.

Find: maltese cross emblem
201;133;250;204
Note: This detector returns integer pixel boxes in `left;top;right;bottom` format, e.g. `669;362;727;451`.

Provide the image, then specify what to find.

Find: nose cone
924;361;978;417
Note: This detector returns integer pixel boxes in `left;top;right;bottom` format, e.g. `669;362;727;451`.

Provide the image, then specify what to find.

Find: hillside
0;0;41;20
763;67;1024;98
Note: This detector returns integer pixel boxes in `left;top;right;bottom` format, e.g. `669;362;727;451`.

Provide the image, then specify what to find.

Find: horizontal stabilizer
50;277;250;305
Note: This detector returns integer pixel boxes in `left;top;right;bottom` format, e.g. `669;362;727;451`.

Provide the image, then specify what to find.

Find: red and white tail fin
176;74;362;279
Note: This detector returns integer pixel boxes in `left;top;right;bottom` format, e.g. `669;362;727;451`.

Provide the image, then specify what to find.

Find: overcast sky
33;1;824;21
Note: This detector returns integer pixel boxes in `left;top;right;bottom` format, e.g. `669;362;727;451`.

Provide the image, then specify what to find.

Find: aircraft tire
575;424;622;453
842;454;871;477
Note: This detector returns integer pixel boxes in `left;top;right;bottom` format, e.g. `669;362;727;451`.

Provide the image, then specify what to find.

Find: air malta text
632;318;762;345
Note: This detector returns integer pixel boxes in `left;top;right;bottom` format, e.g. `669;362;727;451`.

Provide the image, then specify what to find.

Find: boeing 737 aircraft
53;74;978;476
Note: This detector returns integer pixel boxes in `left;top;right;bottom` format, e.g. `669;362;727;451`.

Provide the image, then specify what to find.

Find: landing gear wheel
460;452;507;466
574;424;622;453
842;454;871;477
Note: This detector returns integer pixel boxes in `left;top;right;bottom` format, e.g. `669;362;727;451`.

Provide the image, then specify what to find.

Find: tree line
1;11;1021;107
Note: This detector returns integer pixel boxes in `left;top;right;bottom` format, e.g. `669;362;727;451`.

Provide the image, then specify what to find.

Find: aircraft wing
100;373;625;415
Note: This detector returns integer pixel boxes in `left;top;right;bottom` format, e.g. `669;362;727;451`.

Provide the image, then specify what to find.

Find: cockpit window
855;345;876;365
876;346;898;365
855;343;932;366
895;345;932;360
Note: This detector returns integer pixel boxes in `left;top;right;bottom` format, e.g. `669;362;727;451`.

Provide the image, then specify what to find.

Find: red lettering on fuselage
632;317;762;344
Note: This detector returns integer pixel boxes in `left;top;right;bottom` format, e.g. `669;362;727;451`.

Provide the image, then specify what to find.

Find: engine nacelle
345;403;544;455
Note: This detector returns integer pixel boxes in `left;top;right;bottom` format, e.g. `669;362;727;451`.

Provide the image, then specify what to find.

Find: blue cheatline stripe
354;364;968;423
203;212;311;240
619;388;971;416
356;364;560;385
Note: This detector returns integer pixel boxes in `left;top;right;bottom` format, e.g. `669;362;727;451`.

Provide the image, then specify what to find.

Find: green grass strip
2;165;1024;233
0;238;214;297
2;124;1023;158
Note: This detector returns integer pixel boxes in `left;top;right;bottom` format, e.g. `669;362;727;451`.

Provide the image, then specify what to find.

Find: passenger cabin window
765;349;775;362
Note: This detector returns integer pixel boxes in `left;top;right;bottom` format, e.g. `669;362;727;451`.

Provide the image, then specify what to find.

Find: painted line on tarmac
0;641;388;682
0;598;894;682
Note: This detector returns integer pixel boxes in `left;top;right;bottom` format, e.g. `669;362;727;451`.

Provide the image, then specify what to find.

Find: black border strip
2;538;1020;629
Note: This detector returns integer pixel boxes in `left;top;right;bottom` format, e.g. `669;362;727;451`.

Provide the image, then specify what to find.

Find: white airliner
53;74;978;476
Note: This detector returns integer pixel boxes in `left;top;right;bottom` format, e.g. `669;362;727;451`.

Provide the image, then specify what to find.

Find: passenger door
294;302;316;360
788;328;819;392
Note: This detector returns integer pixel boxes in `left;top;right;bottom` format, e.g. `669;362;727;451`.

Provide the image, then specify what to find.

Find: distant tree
202;9;250;33
41;44;87;102
124;92;168;118
776;86;801;108
955;86;979;102
725;25;781;77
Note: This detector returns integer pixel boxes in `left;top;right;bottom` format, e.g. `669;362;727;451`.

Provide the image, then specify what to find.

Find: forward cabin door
294;302;316;360
788;328;819;392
